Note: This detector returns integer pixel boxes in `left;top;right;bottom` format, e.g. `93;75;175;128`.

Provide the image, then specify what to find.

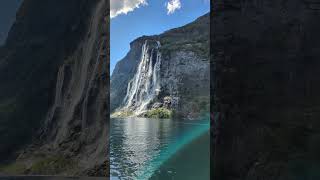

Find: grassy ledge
144;108;173;119
0;155;76;175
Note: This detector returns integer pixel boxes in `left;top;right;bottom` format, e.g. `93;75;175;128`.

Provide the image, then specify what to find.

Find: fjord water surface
110;116;210;180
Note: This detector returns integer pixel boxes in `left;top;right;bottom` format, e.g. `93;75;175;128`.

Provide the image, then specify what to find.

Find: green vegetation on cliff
0;155;75;175
29;156;75;175
159;14;209;58
145;108;173;119
0;162;26;174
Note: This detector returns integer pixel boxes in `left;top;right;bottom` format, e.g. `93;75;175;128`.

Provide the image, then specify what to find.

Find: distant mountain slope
111;14;209;118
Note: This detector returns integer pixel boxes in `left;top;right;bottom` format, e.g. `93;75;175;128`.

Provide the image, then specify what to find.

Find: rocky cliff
111;14;210;118
0;0;108;176
212;0;320;179
0;0;22;45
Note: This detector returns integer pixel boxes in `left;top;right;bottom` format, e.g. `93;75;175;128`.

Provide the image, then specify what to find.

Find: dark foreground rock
212;0;320;179
0;0;109;176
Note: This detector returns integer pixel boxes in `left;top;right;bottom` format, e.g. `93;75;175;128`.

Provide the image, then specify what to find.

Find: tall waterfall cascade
121;40;162;115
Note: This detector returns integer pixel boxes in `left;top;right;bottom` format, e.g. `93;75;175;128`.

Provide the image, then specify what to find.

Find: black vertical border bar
210;0;214;179
107;0;110;177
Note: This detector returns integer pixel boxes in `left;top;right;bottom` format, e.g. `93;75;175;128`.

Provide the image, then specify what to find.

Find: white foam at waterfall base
121;40;162;115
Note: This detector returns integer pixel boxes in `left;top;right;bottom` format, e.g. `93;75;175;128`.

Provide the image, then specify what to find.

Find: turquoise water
110;116;210;180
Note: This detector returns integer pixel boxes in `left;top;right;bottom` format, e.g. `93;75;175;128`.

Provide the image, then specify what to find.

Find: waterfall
40;65;65;136
53;65;65;107
40;0;106;142
122;40;162;114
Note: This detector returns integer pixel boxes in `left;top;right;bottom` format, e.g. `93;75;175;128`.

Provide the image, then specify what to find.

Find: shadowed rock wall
212;0;320;179
0;0;109;176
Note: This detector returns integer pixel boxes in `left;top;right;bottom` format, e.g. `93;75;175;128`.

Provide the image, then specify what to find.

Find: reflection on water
110;116;210;180
151;133;210;180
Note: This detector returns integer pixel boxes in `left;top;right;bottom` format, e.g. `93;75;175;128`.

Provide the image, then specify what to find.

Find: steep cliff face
111;14;210;118
212;0;320;179
0;0;22;45
0;0;108;176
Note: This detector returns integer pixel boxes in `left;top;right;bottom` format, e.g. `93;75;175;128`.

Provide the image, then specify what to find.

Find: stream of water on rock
121;40;162;115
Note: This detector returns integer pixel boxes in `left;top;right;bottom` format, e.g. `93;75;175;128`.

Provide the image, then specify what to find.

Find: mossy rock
29;155;75;175
111;110;134;118
0;162;26;174
145;108;172;119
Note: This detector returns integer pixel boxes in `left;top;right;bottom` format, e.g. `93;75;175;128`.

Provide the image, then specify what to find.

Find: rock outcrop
111;14;210;118
212;0;320;179
0;0;108;176
0;0;22;45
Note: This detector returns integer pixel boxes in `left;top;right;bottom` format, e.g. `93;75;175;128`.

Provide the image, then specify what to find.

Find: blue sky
110;0;210;74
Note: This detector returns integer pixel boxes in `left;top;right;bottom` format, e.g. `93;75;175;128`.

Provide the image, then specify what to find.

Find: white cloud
110;0;147;18
166;0;181;15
